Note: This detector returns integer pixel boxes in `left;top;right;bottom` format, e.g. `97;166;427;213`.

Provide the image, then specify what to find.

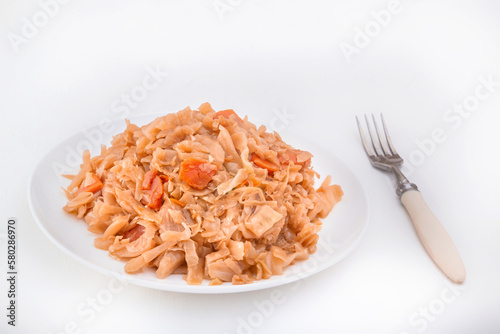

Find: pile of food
63;103;343;285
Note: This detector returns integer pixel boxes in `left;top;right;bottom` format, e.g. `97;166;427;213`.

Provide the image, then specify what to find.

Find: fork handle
400;190;466;283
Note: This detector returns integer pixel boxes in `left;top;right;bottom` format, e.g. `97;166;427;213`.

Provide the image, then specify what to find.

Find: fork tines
356;114;398;158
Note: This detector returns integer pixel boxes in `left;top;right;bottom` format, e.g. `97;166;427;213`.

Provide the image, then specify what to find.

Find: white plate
27;114;369;294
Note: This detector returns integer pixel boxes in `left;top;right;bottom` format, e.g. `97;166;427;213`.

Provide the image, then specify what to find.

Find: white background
1;0;500;333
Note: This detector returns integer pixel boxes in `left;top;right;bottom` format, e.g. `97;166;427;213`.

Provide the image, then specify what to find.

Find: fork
356;114;466;284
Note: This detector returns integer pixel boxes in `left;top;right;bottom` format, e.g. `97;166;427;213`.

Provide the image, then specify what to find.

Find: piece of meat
122;224;145;242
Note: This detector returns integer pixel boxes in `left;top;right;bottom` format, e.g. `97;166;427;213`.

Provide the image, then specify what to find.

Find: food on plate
62;103;343;285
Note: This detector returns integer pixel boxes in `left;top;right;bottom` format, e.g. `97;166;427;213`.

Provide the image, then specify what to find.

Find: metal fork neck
392;166;419;197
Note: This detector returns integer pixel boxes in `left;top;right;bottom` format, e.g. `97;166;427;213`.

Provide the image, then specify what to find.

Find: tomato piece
142;170;157;189
214;109;243;124
179;158;218;190
141;170;164;210
143;176;164;210
250;154;280;174
122;224;145;242
76;173;103;195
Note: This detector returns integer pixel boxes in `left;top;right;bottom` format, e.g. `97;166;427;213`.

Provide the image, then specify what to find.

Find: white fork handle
400;190;466;283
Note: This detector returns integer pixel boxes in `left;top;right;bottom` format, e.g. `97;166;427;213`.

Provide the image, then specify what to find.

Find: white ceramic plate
27;114;369;294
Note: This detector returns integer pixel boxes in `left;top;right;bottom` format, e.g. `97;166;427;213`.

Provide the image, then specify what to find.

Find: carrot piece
76;173;103;195
250;154;280;174
214;109;243;124
123;224;145;242
179;158;218;190
249;177;261;186
169;198;185;207
159;175;170;183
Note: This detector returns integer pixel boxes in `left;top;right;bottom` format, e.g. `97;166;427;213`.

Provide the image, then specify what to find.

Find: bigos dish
62;103;343;285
